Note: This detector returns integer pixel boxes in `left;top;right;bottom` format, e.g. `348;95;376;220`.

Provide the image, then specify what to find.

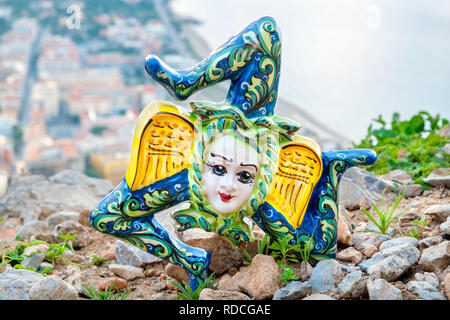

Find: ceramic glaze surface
90;16;377;290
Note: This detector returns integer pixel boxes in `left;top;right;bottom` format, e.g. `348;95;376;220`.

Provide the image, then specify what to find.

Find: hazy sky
171;0;450;142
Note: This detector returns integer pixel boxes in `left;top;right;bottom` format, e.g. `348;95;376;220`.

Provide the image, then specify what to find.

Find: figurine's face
202;135;260;214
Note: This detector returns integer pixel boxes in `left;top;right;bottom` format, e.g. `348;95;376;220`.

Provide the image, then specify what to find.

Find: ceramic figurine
90;16;376;290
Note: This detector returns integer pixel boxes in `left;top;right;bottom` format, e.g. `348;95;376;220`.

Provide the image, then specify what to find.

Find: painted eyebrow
240;163;258;170
211;152;232;162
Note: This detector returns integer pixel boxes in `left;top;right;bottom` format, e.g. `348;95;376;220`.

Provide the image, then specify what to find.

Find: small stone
363;245;378;258
406;281;446;300
17;221;50;240
419;235;443;249
443;273;450;299
367;279;402;300
338;210;353;246
46;211;79;227
440;217;450;235
164;264;188;283
298;261;313;282
418;241;450;273
97;277;127;291
273;281;312;300
0;266;45;300
414;272;440;289
21;253;45;271
166;280;180;292
0;228;16;241
423;168;450;188
53;221;91;248
23;244;49;256
378;237;419;251
336;247;363;265
367;256;411;281
359;197;372;210
99;243;116;260
302;294;336;300
402;184;423;198
423;204;450;222
29;275;79;300
308;259;343;292
337;271;366;299
199;288;251;300
115;240;161;267
108;264;144;280
379;169;413;185
359;243;420;273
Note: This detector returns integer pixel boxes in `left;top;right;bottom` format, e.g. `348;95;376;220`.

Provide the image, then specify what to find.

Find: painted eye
212;165;226;176
237;171;253;184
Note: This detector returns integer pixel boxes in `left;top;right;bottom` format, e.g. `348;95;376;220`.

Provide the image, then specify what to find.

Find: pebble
53;221;91;248
418;241;450;273
99;243;116;260
0;266;45;299
378;237;419;251
423;204;450;222
414;272;440;289
367;278;402;300
308;259;343;292
97;277;128;291
29;275;79;300
363;245;378;258
337;271;366;299
419;235;443;249
336;247;363;265
164;264;189;283
302;294;336;300
423;168;450;188
21;253;45;271
108;264;144;280
199;288;251;300
273;281;312;300
115;240;161;267
440;217;450;235
23;244;49;256
46;211;79;227
443;273;450;299
17;221;50;240
406;281;446;300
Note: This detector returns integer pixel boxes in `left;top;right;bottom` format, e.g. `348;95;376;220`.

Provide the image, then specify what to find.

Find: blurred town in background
0;0;346;186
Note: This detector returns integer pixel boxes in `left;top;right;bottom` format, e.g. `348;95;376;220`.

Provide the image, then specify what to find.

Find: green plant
296;228;316;264
404;215;430;239
13;264;53;275
361;188;407;235
354;111;449;187
167;272;217;300
279;264;298;285
83;279;129;300
241;234;271;265
268;237;300;265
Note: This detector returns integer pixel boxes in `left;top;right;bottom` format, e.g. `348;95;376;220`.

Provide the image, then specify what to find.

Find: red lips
218;191;234;202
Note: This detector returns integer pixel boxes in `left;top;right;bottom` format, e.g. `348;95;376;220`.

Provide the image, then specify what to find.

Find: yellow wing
125;101;195;191
266;136;323;229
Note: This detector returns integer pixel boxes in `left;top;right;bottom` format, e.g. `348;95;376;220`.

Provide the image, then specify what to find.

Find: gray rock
17;221;50;240
401;184;423;198
352;233;391;251
440;217;450;235
273;281;313;300
366;222;394;235
339;263;360;274
108;264;144;280
21;253;45;271
359;243;420;274
199;288;251;300
418;241;450;272
339;167;390;210
406;281;446;300
379;237;419;251
308;259;343;292
23;244;49;256
0;171;113;224
414;272;440;289
423;168;450;188
379;170;413;185
367;255;412;281
53;221;91;248
419;235;443;249
46;211;79;227
424;204;450;222
367;279;402;300
0;266;45;299
302;293;336;300
337;271;366;299
29;275;79;300
115;240;161;267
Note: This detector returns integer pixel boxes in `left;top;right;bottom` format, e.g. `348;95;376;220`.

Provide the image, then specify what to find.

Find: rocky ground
0;167;449;300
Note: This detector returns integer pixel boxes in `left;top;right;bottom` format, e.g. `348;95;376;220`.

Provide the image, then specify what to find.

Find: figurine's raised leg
145;16;281;118
89;171;211;290
253;149;377;264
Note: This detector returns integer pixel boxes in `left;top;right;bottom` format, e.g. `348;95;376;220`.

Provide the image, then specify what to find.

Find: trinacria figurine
90;16;376;290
